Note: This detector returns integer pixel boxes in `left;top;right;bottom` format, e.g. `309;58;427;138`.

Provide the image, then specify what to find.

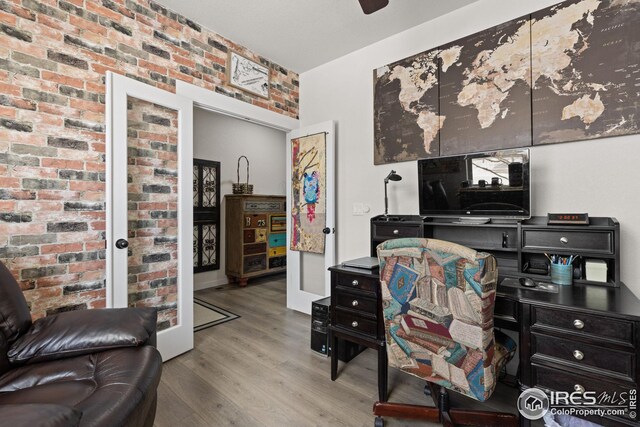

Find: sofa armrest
0;404;81;427
8;307;157;365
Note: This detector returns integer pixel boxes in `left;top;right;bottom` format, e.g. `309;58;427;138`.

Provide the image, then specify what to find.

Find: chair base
373;382;519;427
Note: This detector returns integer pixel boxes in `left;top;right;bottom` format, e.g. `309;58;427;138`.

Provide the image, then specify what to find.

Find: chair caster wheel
374;416;384;427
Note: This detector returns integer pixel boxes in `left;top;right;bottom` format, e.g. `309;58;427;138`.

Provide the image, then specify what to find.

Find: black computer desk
329;215;640;426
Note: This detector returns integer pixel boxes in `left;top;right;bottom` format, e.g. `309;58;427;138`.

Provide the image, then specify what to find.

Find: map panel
374;49;440;165
532;0;640;145
439;16;532;156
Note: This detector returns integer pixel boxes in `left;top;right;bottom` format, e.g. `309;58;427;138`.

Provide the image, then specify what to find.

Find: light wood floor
155;276;529;427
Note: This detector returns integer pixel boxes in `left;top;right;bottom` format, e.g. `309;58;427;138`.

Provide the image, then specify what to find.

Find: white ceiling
155;0;478;73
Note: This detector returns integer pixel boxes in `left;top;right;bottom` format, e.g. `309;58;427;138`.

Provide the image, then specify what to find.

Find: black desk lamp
384;170;402;216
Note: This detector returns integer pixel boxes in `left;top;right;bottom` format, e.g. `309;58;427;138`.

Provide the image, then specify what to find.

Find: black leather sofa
0;261;162;426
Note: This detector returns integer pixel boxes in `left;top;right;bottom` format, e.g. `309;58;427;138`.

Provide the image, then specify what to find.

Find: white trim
106;72;194;362
105;72;114;308
176;81;298;132
286;121;336;315
175;81;315;313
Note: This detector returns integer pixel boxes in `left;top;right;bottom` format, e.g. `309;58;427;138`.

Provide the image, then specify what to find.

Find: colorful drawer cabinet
225;195;286;286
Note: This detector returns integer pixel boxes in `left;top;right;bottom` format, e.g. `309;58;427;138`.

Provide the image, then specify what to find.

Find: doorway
192;108;287;291
176;82;337;316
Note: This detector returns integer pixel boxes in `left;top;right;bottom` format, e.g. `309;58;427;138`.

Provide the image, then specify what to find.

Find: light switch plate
353;202;364;216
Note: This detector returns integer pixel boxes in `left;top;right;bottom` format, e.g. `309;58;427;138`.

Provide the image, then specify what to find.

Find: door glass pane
127;96;179;331
301;253;324;294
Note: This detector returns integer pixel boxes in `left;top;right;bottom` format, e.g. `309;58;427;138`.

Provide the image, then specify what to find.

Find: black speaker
311;297;365;362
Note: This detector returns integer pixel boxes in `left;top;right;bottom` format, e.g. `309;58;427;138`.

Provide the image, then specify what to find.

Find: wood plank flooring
155;276;530;427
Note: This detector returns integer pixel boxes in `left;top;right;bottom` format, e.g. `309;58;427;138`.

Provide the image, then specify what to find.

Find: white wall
193;108;286;289
299;0;640;298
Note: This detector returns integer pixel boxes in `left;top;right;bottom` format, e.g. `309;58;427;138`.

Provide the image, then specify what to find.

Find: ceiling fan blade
359;0;390;15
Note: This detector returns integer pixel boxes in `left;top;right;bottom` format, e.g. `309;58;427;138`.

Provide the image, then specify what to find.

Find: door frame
176;82;311;310
176;81;298;132
106;72;194;361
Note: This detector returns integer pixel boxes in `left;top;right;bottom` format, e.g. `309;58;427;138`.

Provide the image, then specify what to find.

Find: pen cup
551;263;573;285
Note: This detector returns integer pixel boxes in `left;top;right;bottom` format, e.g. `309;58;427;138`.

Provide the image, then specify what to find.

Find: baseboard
194;277;229;291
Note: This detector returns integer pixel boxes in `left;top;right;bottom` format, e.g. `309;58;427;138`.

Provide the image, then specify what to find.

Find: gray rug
194;298;240;332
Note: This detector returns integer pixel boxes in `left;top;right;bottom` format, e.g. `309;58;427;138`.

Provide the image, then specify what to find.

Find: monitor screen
418;149;531;219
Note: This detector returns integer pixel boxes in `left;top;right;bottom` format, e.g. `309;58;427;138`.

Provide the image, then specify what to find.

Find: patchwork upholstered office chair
374;238;518;427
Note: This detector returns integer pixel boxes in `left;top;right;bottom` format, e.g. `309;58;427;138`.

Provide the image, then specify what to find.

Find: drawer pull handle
573;319;584;329
351;321;359;328
351;279;359;287
574;384;585;393
352;300;359;307
560;236;569;244
573;350;584;361
393;229;399;235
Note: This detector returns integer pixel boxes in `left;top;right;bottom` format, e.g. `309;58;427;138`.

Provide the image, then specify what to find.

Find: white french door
286;121;336;314
106;72;193;361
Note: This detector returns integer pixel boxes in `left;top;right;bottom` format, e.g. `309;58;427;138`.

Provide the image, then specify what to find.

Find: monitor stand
491;218;521;224
453;217;491;225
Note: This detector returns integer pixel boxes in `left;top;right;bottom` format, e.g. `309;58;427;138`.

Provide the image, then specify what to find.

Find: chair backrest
377;238;498;402
0;261;33;375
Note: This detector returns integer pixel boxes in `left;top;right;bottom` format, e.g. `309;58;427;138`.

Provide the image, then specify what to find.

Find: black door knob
115;239;129;249
322;227;331;234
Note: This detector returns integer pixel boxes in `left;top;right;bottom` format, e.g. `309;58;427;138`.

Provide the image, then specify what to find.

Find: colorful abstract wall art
290;133;327;254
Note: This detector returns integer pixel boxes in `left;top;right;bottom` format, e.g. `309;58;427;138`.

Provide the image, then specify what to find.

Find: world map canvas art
439;15;532;156
532;0;640;145
373;0;639;165
374;48;441;162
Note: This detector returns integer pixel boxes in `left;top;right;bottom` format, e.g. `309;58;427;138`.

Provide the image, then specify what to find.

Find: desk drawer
336;291;377;316
532;307;634;345
335;308;377;337
522;229;613;254
336;273;379;293
532;333;635;379
494;297;518;323
532;364;634;404
374;223;422;239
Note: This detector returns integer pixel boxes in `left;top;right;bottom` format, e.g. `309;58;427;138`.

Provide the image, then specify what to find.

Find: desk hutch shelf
370;215;621;287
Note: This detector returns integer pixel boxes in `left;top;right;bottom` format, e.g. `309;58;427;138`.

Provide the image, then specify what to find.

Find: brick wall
0;0;299;318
